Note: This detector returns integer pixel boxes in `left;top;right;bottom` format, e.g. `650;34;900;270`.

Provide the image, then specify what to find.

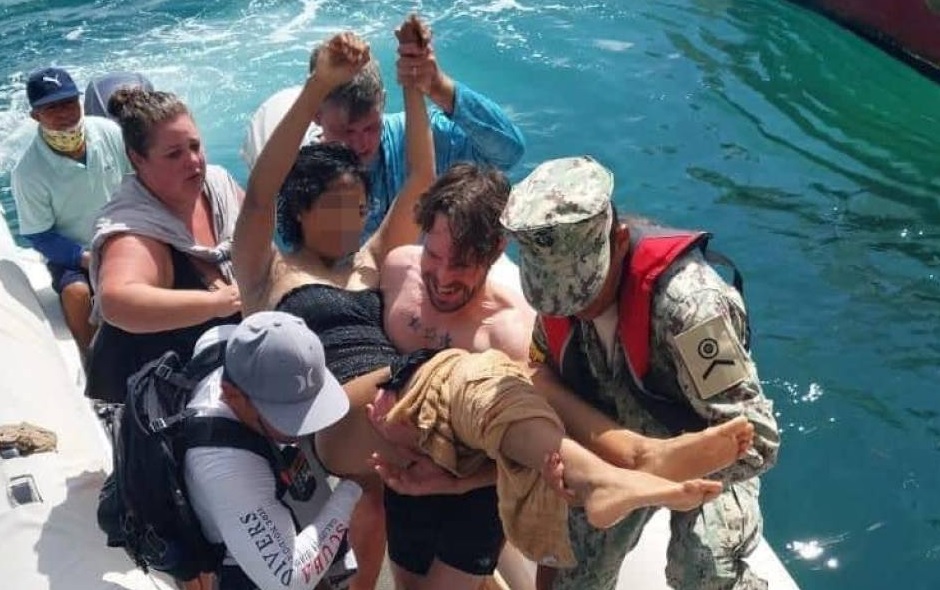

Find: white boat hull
0;218;174;590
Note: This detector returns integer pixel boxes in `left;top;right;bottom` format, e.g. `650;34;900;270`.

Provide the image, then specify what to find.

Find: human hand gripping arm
366;386;496;495
370;453;497;495
233;32;371;306
395;15;524;170
361;16;435;269
394;16;455;114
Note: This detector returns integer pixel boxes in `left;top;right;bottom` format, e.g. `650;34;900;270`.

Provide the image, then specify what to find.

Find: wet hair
309;44;385;121
107;87;190;156
276;142;370;251
414;163;511;267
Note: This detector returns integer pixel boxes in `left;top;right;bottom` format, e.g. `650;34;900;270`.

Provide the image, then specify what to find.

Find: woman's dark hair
107;87;189;156
276;142;370;251
414;163;511;267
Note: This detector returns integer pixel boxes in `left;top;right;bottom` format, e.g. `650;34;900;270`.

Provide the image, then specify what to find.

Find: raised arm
233;33;371;306
395;24;524;171
361;16;435;269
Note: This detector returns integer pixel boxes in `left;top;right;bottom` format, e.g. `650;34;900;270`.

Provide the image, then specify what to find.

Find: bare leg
180;572;214;590
347;476;386;590
314;367;394;590
481;574;509;590
390;560;422;590
499;418;722;529
391;558;488;590
633;416;754;481
495;544;535;590
60;281;95;358
315;367;396;477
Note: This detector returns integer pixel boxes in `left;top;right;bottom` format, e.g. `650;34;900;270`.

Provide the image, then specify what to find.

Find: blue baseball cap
27;67;80;109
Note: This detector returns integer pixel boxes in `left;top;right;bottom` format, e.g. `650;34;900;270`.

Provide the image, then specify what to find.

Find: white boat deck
0;222;175;590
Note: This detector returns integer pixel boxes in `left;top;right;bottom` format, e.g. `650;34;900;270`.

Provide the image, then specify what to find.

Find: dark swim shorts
384;484;505;576
46;262;90;294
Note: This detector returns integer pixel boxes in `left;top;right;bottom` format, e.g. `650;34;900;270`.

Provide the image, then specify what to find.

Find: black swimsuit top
275;283;400;384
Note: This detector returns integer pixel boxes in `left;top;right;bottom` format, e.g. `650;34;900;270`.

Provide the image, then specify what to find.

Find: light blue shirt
362;81;525;239
11;116;130;245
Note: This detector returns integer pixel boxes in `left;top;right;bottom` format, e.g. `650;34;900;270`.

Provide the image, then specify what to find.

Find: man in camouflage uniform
500;156;780;590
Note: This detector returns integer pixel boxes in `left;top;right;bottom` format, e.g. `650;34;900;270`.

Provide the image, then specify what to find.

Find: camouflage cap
500;156;614;316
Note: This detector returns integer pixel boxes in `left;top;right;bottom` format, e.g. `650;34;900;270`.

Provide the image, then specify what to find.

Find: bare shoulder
100;232;168;264
383;244;423;270
380;244;422;291
98;233;172;286
487;281;537;361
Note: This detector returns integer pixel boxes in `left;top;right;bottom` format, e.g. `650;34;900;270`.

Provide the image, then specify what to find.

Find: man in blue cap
11;66;130;358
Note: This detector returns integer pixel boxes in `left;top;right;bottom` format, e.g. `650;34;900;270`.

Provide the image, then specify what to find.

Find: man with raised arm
241;15;525;243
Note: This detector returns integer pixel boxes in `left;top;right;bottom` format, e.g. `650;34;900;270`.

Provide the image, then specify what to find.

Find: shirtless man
378;163;534;590
375;163;753;590
382;163;532;361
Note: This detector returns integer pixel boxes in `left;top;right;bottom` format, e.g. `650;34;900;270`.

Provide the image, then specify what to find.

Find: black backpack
96;340;282;582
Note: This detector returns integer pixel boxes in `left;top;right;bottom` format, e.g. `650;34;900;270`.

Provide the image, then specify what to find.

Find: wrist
208;289;227;319
304;74;335;105
427;74;455;113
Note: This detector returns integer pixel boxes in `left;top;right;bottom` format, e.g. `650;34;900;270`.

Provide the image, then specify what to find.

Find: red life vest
540;226;709;381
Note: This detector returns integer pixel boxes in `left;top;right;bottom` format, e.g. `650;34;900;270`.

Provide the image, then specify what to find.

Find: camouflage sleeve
651;254;780;483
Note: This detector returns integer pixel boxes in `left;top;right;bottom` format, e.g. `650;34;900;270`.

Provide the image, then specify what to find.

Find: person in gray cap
183;311;361;590
11;66;131;359
500;156;781;590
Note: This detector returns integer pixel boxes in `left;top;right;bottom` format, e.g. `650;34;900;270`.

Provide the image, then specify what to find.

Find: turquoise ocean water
1;1;938;588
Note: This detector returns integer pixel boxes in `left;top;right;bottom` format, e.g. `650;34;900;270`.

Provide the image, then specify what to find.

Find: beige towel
387;349;576;567
0;422;57;455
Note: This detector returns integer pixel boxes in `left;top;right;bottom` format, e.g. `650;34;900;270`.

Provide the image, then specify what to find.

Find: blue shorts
384;485;504;576
46;262;90;294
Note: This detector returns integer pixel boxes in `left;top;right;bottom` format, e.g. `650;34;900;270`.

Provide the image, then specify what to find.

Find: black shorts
385;485;504;576
46;262;90;294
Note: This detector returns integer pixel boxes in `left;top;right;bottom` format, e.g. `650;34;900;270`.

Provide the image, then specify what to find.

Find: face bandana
41;119;85;153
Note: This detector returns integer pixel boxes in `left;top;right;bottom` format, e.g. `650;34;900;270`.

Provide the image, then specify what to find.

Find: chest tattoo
408;313;453;349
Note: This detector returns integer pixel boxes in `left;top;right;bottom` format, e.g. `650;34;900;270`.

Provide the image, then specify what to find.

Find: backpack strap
145;341;229;433
183;416;275;462
182;416;289;499
701;247;750;350
184;339;229;383
703;247;744;296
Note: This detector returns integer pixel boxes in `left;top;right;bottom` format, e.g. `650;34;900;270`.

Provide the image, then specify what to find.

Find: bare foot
583;470;723;529
636;416;754;481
